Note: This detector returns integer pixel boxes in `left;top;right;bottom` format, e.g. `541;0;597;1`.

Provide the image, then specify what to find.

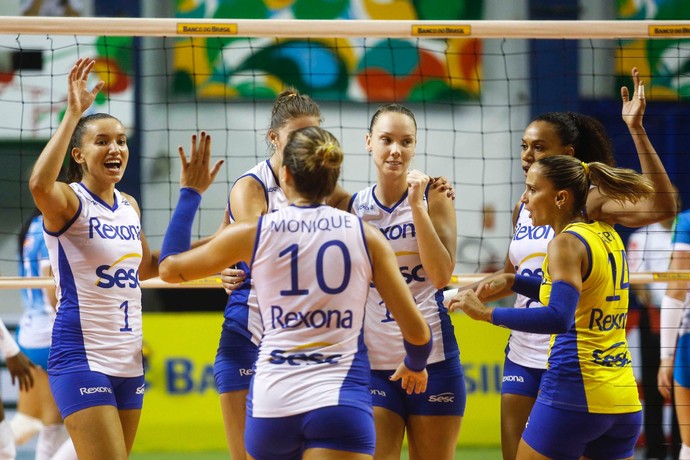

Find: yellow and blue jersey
538;221;640;414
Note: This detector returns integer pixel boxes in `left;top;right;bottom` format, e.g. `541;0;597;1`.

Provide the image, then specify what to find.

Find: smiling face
520;120;574;176
520;163;560;227
71;117;128;186
366;111;416;178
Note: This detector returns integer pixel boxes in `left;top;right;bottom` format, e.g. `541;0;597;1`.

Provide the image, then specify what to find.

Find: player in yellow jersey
450;154;656;460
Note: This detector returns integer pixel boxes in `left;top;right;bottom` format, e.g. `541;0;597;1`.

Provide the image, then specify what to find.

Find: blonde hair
283;126;343;202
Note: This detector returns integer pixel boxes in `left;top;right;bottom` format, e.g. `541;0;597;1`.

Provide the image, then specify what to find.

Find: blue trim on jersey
674;333;690;388
44;199;82;237
436;289;460;359
48;242;87;373
673;210;690;246
371;185;408;213
538;329;589;411
77;182;119;211
338;329;374;410
222;271;253;339
228;172;268;222
347;192;357;214
565;230;593;282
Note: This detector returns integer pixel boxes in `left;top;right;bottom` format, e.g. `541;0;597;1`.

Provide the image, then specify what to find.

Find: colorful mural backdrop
0;35;134;138
617;0;690;98
173;0;483;101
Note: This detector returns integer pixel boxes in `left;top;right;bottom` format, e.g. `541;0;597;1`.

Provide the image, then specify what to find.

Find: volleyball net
1;17;690;292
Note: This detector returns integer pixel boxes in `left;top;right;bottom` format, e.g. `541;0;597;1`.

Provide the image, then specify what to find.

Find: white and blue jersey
506;204;555;369
248;205;372;418
224;160;288;346
18;214;55;350
44;183;144;378
349;185;458;370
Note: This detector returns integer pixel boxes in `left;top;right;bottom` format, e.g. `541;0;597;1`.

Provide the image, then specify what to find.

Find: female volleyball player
459;67;676;460
212;87;322;459
28;57;179;460
215;94;456;459
159;125;432;460
348;103;461;460
658;209;690;459
451;154;652;460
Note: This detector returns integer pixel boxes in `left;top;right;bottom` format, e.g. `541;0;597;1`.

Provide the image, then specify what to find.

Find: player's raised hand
178;131;224;194
66;58;104;118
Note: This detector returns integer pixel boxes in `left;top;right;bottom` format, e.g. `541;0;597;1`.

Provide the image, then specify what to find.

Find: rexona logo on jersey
89;217;141;241
513;222;553;241
379;222;416;241
588;308;627;331
95;253;142;289
270;305;353;329
269;342;343;366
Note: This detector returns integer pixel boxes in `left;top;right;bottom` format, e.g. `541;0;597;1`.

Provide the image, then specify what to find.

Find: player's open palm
178;131;224;194
66;58;104;117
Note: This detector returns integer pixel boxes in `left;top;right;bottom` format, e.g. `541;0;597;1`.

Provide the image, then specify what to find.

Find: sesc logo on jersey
95;253;142;289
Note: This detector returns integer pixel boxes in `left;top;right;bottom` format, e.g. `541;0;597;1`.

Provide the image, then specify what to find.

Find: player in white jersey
28;58;172;460
348;104;460;460
659;210;690;459
160;125;431;460
458;67;676;460
211;88;322;460
11;210;77;460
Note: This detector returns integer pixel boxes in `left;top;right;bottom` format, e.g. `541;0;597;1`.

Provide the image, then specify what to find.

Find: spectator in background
627;213;681;459
21;0;82;16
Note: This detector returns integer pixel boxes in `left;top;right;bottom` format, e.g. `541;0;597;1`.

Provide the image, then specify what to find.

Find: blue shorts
18;345;50;370
501;356;545;398
675;333;690;388
246;405;375;460
522;401;642;460
370;358;466;419
214;327;258;393
49;370;145;419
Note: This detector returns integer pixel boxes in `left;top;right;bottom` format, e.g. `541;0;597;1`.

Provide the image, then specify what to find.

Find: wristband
0;320;20;358
403;327;433;372
159;188;202;263
511;274;542;300
660;295;684;360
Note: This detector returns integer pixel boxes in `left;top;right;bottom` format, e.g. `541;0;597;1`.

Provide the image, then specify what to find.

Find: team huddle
0;56;682;460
